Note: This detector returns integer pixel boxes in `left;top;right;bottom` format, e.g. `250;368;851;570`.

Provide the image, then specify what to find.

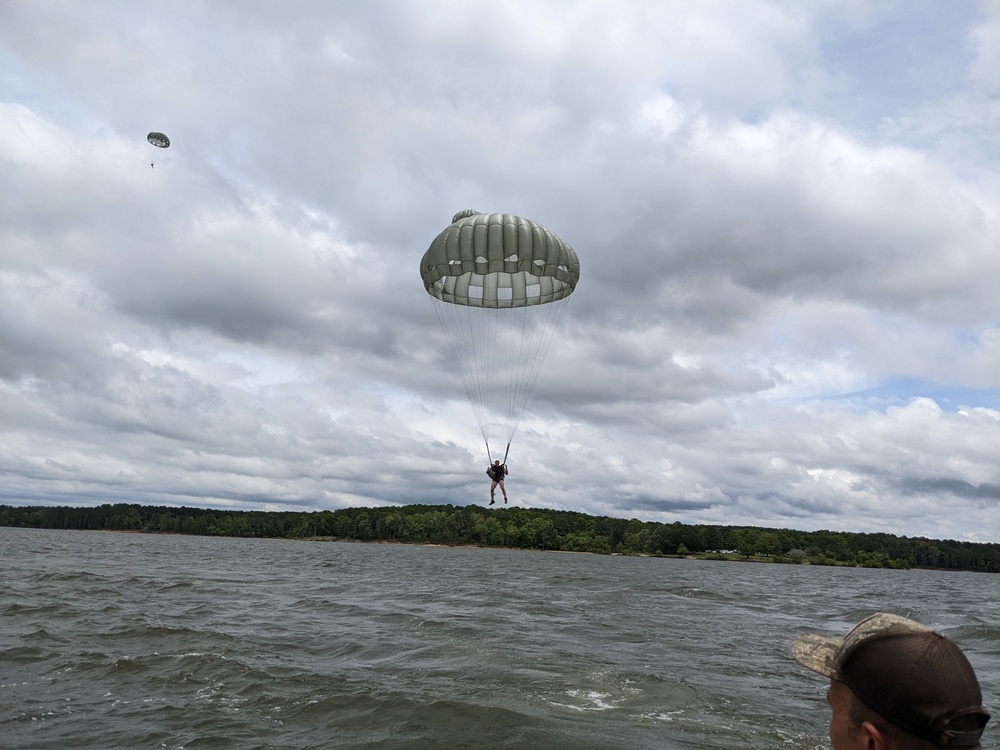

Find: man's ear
859;721;889;750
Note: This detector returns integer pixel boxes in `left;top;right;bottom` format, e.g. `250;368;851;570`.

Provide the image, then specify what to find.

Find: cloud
1;0;998;541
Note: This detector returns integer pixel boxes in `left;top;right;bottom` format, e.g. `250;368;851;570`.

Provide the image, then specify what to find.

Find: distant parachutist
147;131;170;168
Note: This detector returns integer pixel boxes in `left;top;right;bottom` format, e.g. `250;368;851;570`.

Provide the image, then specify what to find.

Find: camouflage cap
792;612;932;679
792;613;990;748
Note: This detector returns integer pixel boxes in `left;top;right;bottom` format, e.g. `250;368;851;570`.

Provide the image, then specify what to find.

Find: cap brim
792;633;843;678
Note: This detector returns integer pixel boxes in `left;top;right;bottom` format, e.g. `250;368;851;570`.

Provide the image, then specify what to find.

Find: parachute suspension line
498;295;572;449
430;297;501;456
429;294;570;462
474;297;493;462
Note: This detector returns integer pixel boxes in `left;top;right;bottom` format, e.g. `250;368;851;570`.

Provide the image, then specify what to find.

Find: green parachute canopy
420;211;580;461
421;210;579;308
147;132;170;148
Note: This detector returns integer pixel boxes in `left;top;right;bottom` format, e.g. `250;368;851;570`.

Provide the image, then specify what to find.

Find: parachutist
147;131;169;169
487;460;508;505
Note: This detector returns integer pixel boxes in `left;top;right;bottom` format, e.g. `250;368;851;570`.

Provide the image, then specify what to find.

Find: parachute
147;132;170;148
147;132;170;167
420;210;580;463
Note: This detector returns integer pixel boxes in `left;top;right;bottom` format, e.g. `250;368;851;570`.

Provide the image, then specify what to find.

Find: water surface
2;527;998;749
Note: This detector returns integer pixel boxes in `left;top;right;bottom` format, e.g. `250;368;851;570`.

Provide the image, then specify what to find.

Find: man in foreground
792;612;991;749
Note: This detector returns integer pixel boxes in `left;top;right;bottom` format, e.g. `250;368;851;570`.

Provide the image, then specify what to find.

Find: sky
1;0;998;542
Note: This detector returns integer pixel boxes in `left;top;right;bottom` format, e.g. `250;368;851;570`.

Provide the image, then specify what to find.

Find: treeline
2;502;999;572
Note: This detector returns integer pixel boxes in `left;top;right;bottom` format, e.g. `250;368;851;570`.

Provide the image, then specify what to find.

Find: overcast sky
2;0;998;542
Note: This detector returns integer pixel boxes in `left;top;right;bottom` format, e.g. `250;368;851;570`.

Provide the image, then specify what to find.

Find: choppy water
2;527;998;750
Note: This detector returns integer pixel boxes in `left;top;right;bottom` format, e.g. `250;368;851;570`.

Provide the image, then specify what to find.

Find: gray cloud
1;0;998;541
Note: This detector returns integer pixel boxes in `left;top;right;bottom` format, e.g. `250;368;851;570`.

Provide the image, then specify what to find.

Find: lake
2;526;997;749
